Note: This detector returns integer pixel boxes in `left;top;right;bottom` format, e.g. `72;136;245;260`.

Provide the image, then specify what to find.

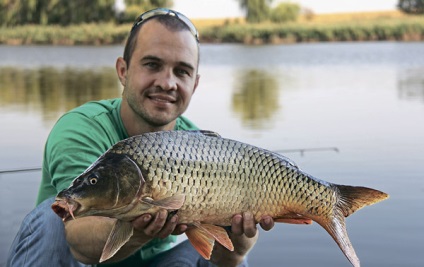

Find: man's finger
132;214;152;230
242;212;257;238
259;215;274;231
143;209;168;236
231;214;243;235
157;214;179;239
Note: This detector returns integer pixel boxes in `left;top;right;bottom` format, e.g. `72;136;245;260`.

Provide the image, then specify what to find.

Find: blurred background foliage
1;0;423;26
0;0;172;26
0;0;423;44
0;67;121;122
232;69;280;129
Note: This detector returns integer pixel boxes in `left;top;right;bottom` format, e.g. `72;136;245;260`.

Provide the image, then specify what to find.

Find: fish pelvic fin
318;210;360;267
274;212;313;225
186;222;234;260
99;220;134;263
334;185;389;217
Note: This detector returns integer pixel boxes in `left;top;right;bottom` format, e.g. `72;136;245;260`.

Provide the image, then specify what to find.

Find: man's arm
210;213;275;267
64;210;182;264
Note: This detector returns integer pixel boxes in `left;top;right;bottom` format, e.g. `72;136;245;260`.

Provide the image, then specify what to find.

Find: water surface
0;42;423;266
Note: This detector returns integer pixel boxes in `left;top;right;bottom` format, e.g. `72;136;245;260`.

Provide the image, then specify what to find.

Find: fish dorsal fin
197;130;221;138
100;219;134;262
274;212;313;225
141;194;185;210
186;222;234;260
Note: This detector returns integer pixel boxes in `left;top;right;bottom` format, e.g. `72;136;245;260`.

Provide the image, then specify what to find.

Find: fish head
52;152;145;221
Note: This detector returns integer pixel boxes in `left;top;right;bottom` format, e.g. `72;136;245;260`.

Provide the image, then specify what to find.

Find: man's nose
154;69;177;91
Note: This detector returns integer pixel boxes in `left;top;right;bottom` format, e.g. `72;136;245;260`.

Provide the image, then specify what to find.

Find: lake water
0;42;423;267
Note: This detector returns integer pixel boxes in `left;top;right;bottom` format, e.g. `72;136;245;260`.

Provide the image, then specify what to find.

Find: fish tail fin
318;210;360;267
334;184;389;217
317;185;388;267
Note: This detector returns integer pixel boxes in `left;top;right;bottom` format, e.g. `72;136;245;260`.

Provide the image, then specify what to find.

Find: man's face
119;19;199;128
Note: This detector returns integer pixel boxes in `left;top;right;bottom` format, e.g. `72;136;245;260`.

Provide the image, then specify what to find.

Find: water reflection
0;67;121;122
398;69;424;102
232;69;280;129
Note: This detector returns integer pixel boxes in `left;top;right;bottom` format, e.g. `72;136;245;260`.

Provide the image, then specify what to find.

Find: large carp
52;130;388;266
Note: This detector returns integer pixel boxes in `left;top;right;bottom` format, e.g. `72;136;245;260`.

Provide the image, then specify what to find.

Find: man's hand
210;212;275;267
131;209;186;240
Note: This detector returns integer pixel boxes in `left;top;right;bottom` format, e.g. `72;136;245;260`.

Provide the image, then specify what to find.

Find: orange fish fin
335;184;389;217
274;213;313;225
194;222;234;252
274;218;313;224
186;222;234;260
141;194;185;210
100;219;134;263
317;210;360;267
318;184;388;267
186;226;215;259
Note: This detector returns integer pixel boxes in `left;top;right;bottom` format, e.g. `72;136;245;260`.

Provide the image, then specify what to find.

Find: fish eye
88;173;98;185
89;177;98;185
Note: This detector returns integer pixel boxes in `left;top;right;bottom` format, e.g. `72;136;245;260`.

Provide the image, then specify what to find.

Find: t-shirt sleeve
44;112;112;194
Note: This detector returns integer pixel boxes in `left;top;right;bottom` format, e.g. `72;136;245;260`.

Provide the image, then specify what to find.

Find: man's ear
116;57;127;87
193;74;200;94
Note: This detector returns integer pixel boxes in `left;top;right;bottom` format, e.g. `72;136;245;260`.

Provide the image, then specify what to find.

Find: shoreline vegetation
1;11;423;45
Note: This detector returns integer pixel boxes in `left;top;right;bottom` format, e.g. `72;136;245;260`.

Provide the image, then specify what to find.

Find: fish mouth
51;198;79;222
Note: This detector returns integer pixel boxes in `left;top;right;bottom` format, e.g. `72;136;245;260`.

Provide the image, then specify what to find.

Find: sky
173;0;399;19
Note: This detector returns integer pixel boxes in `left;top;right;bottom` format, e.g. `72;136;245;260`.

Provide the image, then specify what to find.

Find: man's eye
144;62;159;69
175;68;190;77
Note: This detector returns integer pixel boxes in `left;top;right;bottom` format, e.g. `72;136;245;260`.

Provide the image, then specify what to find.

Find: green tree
121;0;173;23
270;2;300;23
238;0;273;23
46;0;117;25
1;0;119;26
0;0;38;25
125;0;172;11
398;0;424;14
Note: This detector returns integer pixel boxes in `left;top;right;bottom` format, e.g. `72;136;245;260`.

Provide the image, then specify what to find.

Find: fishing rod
0;167;42;174
0;147;339;174
274;147;339;156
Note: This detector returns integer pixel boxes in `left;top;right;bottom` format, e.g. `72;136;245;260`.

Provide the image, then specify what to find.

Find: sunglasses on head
131;8;199;42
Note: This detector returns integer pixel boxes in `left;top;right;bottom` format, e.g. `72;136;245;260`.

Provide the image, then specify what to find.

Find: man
7;8;274;267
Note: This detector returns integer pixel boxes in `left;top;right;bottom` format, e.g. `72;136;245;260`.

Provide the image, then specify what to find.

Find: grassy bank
1;11;423;45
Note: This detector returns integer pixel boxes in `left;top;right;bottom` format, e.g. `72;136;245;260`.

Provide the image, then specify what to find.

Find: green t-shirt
37;98;198;265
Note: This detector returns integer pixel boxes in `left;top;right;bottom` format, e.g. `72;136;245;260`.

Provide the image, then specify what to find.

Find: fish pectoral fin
141;194;185;210
100;220;134;263
186;222;234;260
274;213;313;225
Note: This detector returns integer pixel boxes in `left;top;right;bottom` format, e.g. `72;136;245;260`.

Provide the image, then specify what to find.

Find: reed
1;11;423;45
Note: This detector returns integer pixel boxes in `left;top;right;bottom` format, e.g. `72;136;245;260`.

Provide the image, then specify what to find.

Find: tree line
0;0;171;26
1;0;422;27
0;0;302;26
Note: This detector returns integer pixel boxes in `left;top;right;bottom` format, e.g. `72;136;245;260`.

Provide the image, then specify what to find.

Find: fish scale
111;131;333;225
52;130;388;266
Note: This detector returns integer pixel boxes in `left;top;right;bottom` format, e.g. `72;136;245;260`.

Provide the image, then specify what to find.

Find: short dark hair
123;15;199;68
